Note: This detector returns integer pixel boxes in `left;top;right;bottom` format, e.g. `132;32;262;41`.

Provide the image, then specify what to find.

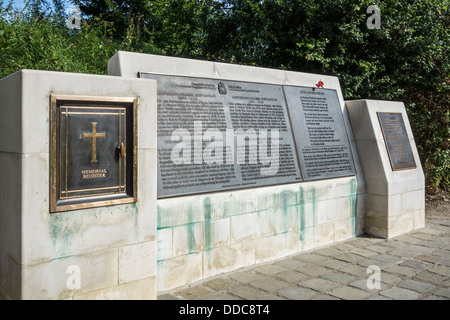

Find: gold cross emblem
82;122;106;164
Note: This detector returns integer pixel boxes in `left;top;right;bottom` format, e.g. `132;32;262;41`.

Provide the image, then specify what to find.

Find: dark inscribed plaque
139;73;302;198
377;112;416;171
283;86;356;180
50;95;137;212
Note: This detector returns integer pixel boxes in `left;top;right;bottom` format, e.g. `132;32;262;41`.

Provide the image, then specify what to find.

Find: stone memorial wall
109;51;366;291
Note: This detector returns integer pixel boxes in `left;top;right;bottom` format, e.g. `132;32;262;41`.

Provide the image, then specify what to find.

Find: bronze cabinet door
50;95;137;212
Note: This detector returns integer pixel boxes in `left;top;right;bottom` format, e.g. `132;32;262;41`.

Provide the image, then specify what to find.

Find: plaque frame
377;112;417;171
50;94;138;213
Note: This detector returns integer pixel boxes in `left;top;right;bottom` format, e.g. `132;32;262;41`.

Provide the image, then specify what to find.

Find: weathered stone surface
434;288;450;299
250;277;289;293
274;270;309;283
203;278;239;291
381;287;420;300
321;272;356;284
398;280;435;293
296;264;332;278
329;286;372;300
119;241;156;284
229;270;260;284
278;287;317;300
174;286;214;300
228;285;277;300
299;278;338;291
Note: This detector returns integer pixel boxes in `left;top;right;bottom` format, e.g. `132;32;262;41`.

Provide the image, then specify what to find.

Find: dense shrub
0;2;161;76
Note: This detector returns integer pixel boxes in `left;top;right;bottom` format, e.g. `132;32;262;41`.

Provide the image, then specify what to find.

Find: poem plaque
377;112;417;171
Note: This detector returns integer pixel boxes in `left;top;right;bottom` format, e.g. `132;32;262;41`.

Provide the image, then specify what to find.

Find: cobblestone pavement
158;219;450;300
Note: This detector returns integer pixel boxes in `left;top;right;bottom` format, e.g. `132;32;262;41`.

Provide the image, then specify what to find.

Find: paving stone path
158;219;450;300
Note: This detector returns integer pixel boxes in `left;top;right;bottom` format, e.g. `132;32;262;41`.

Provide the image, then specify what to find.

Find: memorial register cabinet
50;95;138;212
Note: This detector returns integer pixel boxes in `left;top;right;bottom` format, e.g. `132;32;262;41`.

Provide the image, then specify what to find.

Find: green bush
0;16;112;76
0;3;160;78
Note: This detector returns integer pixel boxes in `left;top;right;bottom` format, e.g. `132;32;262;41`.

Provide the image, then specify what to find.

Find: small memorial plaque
50;95;137;212
377;112;416;171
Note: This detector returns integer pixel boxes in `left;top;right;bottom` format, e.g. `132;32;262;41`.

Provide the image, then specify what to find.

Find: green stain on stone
311;187;316;215
350;178;357;236
187;204;196;254
274;190;298;234
281;191;288;232
204;197;212;251
299;186;305;249
156;204;163;229
48;211;80;256
298;186;317;249
311;187;316;244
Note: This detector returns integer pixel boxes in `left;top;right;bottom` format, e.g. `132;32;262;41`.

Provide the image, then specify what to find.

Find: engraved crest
218;81;227;95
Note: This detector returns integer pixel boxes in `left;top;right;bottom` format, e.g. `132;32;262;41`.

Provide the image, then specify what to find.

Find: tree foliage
1;0;449;192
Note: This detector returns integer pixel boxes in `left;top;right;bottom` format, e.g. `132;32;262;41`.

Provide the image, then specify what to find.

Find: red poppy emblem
315;80;324;88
